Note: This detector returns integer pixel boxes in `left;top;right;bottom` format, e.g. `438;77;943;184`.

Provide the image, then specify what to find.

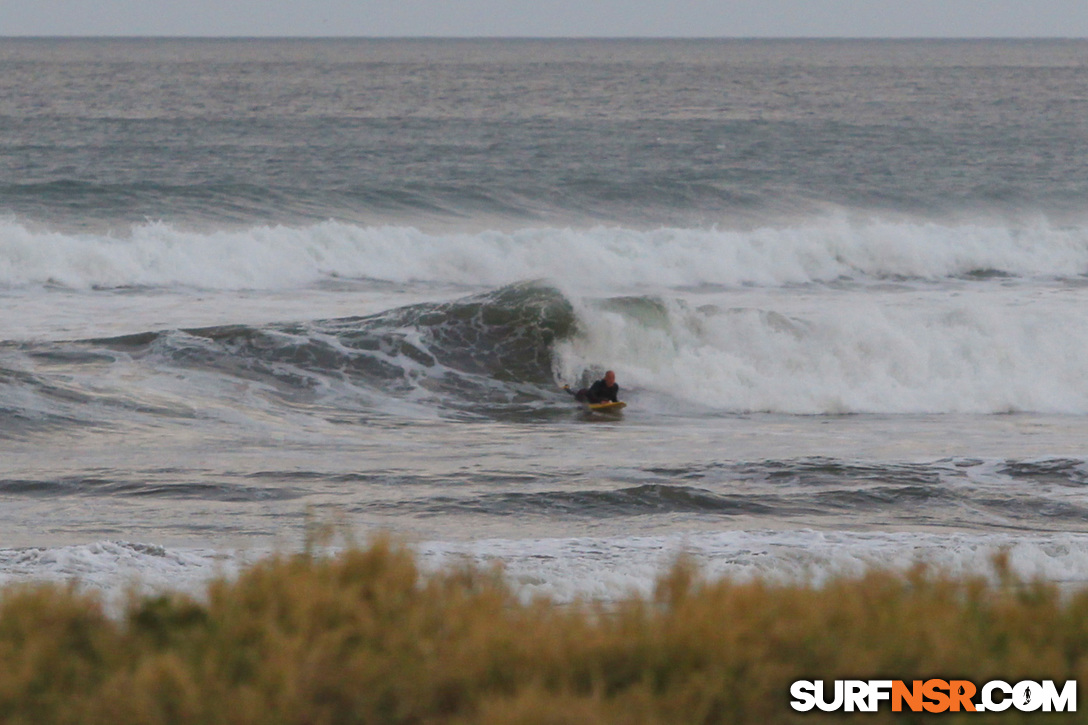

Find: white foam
2;215;1087;291
419;530;1088;603
0;541;249;615
557;282;1088;414
5;532;1087;614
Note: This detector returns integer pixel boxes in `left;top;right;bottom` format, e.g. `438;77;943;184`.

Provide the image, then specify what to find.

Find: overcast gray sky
3;0;1088;38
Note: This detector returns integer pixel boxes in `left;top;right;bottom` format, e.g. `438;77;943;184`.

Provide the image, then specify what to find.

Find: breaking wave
0;283;577;433
2;214;1088;291
559;290;1088;415
6;275;1088;425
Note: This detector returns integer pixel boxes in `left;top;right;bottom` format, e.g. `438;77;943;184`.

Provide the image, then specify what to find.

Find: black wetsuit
575;378;619;404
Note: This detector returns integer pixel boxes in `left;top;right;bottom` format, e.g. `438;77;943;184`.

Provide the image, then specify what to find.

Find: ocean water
3;37;1088;608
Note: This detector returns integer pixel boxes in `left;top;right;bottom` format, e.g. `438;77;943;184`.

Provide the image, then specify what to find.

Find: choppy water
3;38;1088;605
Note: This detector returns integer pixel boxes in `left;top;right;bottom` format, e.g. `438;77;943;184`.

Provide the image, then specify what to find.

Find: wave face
0;283;577;434
2;216;1088;292
6;279;1088;426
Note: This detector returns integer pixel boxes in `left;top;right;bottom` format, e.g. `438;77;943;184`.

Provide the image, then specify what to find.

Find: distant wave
1;215;1087;291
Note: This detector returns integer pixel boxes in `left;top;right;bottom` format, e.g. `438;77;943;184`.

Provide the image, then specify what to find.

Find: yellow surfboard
562;385;625;413
586;401;626;413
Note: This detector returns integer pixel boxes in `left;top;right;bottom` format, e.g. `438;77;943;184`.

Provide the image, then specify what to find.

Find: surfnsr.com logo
790;679;1076;713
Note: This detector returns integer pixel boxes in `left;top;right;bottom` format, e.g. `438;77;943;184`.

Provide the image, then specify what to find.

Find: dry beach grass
1;537;1086;724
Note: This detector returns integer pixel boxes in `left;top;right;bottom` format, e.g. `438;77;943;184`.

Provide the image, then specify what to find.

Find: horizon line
1;35;1086;41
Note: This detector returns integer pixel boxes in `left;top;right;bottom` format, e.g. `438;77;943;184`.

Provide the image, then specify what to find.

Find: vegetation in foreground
1;538;1086;724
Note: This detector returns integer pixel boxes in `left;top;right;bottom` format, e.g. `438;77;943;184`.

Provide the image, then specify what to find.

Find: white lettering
791;678;1077;713
789;681;816;712
982;680;1013;712
868;680;893;711
815;680;844;712
1041;680;1077;712
844;680;870;712
1014;680;1044;712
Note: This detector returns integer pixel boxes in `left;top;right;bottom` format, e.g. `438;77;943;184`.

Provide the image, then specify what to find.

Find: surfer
570;370;619;404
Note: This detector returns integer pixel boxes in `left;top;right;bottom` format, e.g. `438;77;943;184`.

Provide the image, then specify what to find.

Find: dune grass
0;538;1086;724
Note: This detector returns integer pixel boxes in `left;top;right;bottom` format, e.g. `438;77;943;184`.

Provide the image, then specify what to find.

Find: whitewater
2;37;1088;609
5;216;1088;416
4;215;1088;291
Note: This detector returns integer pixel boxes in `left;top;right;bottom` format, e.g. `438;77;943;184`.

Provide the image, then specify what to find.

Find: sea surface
3;37;1088;608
